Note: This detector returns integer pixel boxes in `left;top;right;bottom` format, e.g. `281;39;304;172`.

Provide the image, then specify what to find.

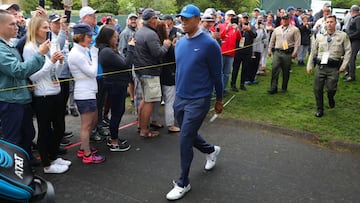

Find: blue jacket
0;39;45;104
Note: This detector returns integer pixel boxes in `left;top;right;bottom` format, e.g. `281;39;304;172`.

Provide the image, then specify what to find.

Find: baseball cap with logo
79;6;98;19
177;4;200;18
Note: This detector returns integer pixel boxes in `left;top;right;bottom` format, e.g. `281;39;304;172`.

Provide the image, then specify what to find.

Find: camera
46;31;52;41
65;10;71;24
244;22;249;26
258;21;262;25
230;16;239;25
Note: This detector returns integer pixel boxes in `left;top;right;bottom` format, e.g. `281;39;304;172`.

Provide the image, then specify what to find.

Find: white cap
79;6;98;19
0;4;20;11
225;10;236;16
201;13;215;21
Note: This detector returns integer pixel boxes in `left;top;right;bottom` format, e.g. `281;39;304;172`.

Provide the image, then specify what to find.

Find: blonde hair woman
23;16;70;174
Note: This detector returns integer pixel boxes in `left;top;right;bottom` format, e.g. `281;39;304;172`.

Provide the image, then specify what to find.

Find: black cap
281;13;290;19
49;13;61;22
242;12;249;18
161;15;173;21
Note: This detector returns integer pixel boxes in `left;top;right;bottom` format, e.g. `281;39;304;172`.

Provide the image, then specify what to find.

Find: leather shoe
315;110;324;117
231;86;239;92
267;89;278;94
240;85;247;91
328;97;335;108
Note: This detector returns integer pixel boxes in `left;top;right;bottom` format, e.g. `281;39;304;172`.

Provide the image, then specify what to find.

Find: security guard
268;12;301;94
306;15;352;117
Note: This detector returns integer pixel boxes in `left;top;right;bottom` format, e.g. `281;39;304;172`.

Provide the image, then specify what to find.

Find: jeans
162;85;176;126
222;55;234;90
297;45;309;62
174;96;215;187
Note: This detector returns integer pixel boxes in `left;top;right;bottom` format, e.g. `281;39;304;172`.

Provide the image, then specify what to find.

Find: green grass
221;58;360;143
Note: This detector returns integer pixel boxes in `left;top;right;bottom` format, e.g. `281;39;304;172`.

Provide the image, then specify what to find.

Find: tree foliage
19;0;357;15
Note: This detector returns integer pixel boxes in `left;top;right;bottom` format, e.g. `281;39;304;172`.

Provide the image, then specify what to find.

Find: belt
314;58;342;68
274;47;294;54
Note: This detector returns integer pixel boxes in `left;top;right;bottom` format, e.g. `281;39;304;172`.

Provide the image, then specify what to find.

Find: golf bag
0;139;55;202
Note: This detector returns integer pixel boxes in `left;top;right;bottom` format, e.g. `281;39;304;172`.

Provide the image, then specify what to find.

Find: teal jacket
0;39;45;104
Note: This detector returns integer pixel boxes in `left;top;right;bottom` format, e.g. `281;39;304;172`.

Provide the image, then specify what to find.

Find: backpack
0;139;55;202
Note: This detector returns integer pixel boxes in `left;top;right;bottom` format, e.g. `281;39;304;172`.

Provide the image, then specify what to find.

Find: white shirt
23;42;64;96
68;43;98;100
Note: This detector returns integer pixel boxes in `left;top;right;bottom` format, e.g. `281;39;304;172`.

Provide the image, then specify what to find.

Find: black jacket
346;14;360;41
236;24;257;54
98;43;134;86
160;45;176;86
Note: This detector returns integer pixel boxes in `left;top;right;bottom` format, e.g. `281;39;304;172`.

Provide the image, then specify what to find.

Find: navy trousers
0;102;35;156
173;96;215;187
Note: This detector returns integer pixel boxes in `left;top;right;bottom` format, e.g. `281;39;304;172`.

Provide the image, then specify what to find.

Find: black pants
231;52;252;87
33;94;65;167
249;52;261;82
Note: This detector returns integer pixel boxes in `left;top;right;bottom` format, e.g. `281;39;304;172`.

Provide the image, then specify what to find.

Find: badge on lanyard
282;41;288;50
321;52;330;65
239;37;245;48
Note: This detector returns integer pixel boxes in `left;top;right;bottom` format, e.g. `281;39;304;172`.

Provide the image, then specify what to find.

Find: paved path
35;111;360;202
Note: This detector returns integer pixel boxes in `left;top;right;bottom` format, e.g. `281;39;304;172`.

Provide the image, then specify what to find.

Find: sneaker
108;143;131;152
60;138;72;146
90;131;105;142
244;81;252;85
106;138;128;147
51;158;71;166
70;108;79;117
58;146;67;155
64;131;73;139
166;181;191;201
77;147;98;158
82;154;105;164
205;146;221;170
44;163;69;174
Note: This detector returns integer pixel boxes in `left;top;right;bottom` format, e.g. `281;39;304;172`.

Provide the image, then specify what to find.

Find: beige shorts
139;76;162;102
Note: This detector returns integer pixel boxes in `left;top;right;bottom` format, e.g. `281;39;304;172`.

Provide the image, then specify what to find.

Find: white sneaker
51;158;72;166
166;181;191;200
205;146;221;170
44;163;69;174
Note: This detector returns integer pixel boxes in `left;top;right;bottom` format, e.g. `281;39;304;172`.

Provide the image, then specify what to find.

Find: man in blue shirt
166;4;224;201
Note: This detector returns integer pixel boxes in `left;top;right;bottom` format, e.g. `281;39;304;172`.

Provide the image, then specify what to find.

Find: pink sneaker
82;154;105;164
77;147;98;158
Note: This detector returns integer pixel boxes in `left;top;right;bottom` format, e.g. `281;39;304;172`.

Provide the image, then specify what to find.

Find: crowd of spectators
0;2;359;199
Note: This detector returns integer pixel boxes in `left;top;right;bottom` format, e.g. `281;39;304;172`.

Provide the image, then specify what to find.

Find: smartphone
39;0;45;8
65;10;71;24
46;31;52;41
216;27;220;32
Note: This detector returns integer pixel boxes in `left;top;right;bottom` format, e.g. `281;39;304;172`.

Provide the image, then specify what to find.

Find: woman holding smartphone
23;16;70;174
